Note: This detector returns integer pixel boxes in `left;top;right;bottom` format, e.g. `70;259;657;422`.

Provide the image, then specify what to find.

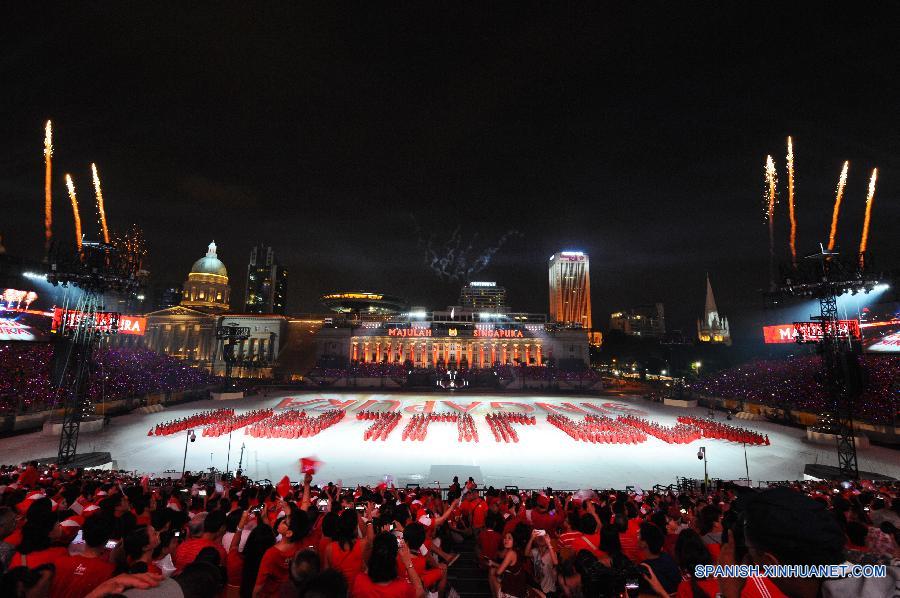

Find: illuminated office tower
244;244;287;315
459;281;507;311
548;251;592;329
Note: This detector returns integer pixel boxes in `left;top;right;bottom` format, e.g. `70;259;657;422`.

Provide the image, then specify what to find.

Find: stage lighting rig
47;240;144;465
764;244;884;479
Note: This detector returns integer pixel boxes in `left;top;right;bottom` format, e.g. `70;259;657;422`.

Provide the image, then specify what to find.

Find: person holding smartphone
351;533;425;598
526;527;558;596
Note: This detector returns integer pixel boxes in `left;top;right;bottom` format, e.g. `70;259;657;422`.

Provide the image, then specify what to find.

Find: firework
65;174;82;251
786;136;797;266
764;155;778;287
44;120;53;254
91;163;110;243
417;222;521;283
827;161;849;251
858;168;877;268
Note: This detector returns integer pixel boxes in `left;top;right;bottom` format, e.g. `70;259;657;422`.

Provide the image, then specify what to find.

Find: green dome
190;241;228;278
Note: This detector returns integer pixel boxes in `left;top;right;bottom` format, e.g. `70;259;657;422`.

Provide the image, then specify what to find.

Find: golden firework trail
858;168;877;268
91;163;110;244
827;161;849;251
765;155;778;287
65;174;82;251
786;136;797;266
44;120;53;254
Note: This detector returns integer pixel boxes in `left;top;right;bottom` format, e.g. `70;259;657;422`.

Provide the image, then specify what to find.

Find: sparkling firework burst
827;161;849;251
91;163;110;244
858;168;877;268
65;174;82;251
44;120;53;254
786;136;797;267
764;155;778;286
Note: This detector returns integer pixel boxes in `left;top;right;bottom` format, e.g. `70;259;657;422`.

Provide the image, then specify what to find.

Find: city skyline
1;6;897;341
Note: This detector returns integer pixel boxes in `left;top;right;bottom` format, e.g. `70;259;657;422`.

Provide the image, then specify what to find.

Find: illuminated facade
548;251;592;329
180;241;231;313
459;281;507;311
142;306;219;363
315;308;590;368
320;292;406;317
244;244;287;315
697;274;731;345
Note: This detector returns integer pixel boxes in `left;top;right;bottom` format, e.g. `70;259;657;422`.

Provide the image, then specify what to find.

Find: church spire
705;273;718;317
698;273;731;345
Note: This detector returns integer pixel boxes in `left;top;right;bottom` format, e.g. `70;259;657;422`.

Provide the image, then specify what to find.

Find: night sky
2;6;898;342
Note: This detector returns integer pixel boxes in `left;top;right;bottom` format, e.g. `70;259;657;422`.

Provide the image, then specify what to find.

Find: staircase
446;535;491;598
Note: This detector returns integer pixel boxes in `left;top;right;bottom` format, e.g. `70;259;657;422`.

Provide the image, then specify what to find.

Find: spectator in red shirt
529;494;564;533
8;498;67;570
351;532;425;598
255;503;312;597
476;513;504;568
173;509;228;572
47;516;114;598
559;513;605;559
401;522;446;595
615;502;643;563
325;509;374;586
16;462;39;489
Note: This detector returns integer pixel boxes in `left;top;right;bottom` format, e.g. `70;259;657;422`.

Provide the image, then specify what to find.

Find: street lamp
692;361;703;378
697;446;708;490
181;429;196;479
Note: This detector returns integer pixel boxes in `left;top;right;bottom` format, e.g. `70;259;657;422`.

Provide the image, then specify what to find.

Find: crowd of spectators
308;362;604;388
0;463;898;598
0;343;216;415
689;355;899;424
521;367;603;383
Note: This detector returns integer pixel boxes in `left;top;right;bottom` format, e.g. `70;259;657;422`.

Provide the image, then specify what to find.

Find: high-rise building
609;303;666;338
244;244;287;315
155;284;183;311
697;274;731;345
548;251;592;328
459;281;507;311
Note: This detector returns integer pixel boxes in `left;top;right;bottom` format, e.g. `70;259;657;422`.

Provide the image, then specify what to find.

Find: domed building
181;241;231;313
132;240;291;381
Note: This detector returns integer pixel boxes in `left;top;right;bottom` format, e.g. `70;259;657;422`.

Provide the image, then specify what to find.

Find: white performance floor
3;392;898;489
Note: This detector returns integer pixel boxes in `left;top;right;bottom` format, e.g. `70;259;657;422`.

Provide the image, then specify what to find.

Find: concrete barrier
42;417;105;436
806;428;871;449
663;398;698;408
